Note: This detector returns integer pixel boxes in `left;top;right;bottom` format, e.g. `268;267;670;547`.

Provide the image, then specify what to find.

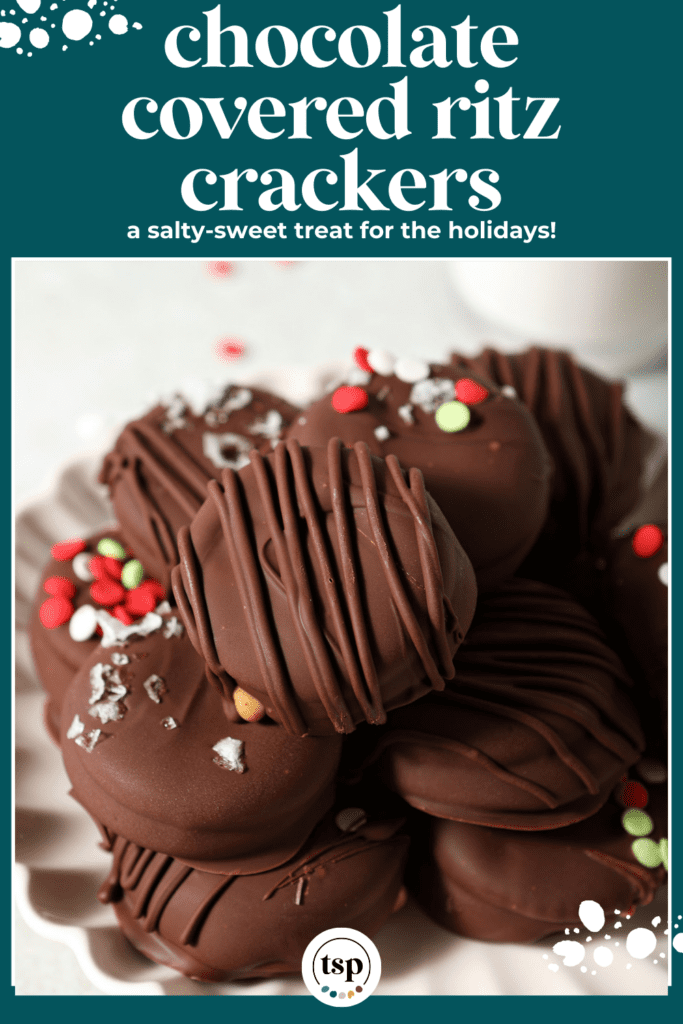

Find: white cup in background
447;260;668;375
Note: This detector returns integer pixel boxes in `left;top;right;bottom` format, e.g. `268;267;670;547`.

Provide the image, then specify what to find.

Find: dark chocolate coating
28;528;127;742
99;809;410;982
287;363;552;590
603;525;668;738
411;778;667;943
375;578;644;829
100;387;299;589
450;347;644;584
61;628;342;873
173;438;477;737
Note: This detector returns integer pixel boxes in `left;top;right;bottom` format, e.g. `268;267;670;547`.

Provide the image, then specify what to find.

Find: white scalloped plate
14;367;670;996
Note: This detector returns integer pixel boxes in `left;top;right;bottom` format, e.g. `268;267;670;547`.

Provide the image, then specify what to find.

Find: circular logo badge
302;928;381;1006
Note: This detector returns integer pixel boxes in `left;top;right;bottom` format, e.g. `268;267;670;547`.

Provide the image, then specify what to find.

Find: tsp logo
302;928;381;1006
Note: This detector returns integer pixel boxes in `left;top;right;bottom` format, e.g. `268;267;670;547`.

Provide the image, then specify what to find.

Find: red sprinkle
112;605;134;626
44;576;76;599
620;780;649;808
50;538;86;561
632;524;664;559
353;347;373;373
103;556;123;580
332;386;369;414
455;378;489;405
206;261;234;278
125;579;164;617
39;596;73;629
216;337;245;361
90;579;126;607
89;555;114;581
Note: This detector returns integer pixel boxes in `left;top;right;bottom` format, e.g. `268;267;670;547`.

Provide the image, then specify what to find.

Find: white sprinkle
96;609;162;647
163;616;184;639
374;425;390;442
366;349;395;376
248;410;283;440
552;940;585;966
72;551;94;581
652;916;661;928
501;384;518;399
143;674;167;704
394;356;429;384
161;394;187;432
202;431;252;470
548;963;559;973
298;416;307;426
410;377;455;412
658;562;669;586
335;808;367;833
295;876;306;905
111;652;129;666
221;386;252;414
212;736;245;772
156;600;172;615
161;717;178;730
69;604;98;642
579;900;605;933
346;367;371;387
397;403;414;425
66;715;84;739
75;729;101;753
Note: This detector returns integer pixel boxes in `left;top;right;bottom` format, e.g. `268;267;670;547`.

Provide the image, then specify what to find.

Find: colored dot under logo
320;985;363;999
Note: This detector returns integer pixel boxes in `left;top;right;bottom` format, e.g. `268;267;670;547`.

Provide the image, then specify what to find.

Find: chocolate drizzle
174;438;466;736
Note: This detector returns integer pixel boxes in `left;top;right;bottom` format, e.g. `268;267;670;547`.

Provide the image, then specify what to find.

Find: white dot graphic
18;0;40;12
0;21;21;46
62;9;91;40
672;933;683;953
552;940;585;966
626;928;657;959
579;900;605;932
29;25;48;46
593;946;613;967
108;12;126;33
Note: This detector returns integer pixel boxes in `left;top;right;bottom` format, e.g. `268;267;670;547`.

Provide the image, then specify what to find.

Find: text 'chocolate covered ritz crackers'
28;345;668;983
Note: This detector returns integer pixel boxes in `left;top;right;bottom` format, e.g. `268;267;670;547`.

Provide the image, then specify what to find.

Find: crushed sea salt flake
346;367;372;387
96;609;163;647
111;652;129;666
249;410;283;439
335;808;368;832
156;600;172;615
144;674;167;704
397;403;414;425
374;425;390;442
410;377;455;412
66;715;85;739
205;387;253;424
212;736;245;772
202;431;252;470
75;729;102;753
163;616;184;639
161;394;188;433
161;717;178;730
89;701;126;724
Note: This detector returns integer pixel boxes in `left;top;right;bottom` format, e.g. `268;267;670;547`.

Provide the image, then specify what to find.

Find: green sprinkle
622;808;654;836
660;837;668;871
631;837;662;868
435;400;471;433
97;537;126;560
121;559;144;590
